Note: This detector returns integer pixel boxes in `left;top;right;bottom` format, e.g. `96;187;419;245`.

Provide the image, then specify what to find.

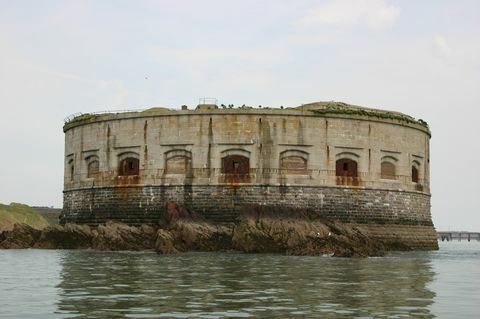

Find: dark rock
1;211;386;257
0;223;42;249
155;229;178;254
34;223;93;249
93;221;156;251
0;222;156;251
232;216;385;257
155;220;232;254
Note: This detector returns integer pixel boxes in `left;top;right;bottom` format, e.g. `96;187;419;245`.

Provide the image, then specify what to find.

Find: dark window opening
119;157;139;176
70;165;74;181
412;166;419;183
222;155;249;176
336;158;358;177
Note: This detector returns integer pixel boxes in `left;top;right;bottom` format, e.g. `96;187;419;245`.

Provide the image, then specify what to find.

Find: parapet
63;101;429;135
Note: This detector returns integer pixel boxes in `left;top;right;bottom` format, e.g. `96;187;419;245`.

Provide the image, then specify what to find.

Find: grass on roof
311;106;428;127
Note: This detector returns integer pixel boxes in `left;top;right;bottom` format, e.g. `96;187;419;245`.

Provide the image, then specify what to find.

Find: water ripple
0;242;479;318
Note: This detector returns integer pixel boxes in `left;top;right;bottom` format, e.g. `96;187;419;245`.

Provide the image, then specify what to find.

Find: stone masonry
62;101;436;249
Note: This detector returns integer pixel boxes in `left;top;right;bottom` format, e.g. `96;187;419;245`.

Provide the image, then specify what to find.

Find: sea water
0;241;479;318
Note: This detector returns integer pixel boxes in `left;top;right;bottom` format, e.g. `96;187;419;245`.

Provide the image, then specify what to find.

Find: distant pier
437;231;480;242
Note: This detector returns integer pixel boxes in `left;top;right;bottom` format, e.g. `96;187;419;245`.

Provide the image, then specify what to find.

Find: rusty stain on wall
222;155;250;184
207;117;213;178
143;120;149;164
106;125;111;171
368;148;371;172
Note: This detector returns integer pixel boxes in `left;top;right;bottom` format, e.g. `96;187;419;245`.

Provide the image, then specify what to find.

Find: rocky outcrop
0;222;156;251
155;221;232;254
0;206;436;256
35;223;94;249
0;223;42;249
231;216;386;257
93;222;156;251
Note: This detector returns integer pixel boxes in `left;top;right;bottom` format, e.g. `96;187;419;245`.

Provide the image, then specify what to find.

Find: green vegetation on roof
0;203;49;231
141;107;170;114
310;106;429;127
63;101;428;129
72;113;98;122
64;107;171;129
64;113;98;128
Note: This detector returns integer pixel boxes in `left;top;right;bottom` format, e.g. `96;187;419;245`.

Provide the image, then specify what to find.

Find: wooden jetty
437;231;480;241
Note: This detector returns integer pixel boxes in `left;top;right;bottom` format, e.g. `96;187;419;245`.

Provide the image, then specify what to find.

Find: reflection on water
56;252;435;318
1;242;479;318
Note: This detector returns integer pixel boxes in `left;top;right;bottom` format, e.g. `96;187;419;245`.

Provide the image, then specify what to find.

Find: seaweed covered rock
232;210;386;257
0;223;42;249
155;229;178;254
155;220;232;254
0;205;388;257
93;222;156;251
0;222;157;251
35;223;93;249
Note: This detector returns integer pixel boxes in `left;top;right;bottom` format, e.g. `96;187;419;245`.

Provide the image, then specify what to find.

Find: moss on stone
310;106;429;127
141;107;170;114
63;101;429;131
63;113;98;130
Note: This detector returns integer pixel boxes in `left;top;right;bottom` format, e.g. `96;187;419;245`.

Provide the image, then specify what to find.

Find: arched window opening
166;156;191;174
87;160;99;178
412;166;419;183
336;158;358;186
222;155;249;176
68;159;74;181
280;156;307;174
164;150;192;175
381;162;396;180
336;158;358;178
119;157;139;176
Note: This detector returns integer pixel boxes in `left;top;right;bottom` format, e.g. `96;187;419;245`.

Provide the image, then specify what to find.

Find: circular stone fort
62;101;437;249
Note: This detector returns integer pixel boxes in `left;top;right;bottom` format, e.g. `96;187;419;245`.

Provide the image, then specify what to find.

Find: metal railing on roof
198;97;218;105
64;109;147;123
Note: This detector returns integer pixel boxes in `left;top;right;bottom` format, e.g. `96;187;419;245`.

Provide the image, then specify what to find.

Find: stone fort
62;101;437;249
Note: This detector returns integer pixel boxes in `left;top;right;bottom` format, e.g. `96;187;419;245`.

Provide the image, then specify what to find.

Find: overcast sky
1;0;479;231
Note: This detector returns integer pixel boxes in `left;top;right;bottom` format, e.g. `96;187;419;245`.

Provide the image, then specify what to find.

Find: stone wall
62;184;436;248
63;108;431;193
62;104;436;249
62;185;431;225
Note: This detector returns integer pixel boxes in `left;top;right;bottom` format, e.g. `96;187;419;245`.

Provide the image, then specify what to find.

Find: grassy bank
31;207;61;225
0;203;50;232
